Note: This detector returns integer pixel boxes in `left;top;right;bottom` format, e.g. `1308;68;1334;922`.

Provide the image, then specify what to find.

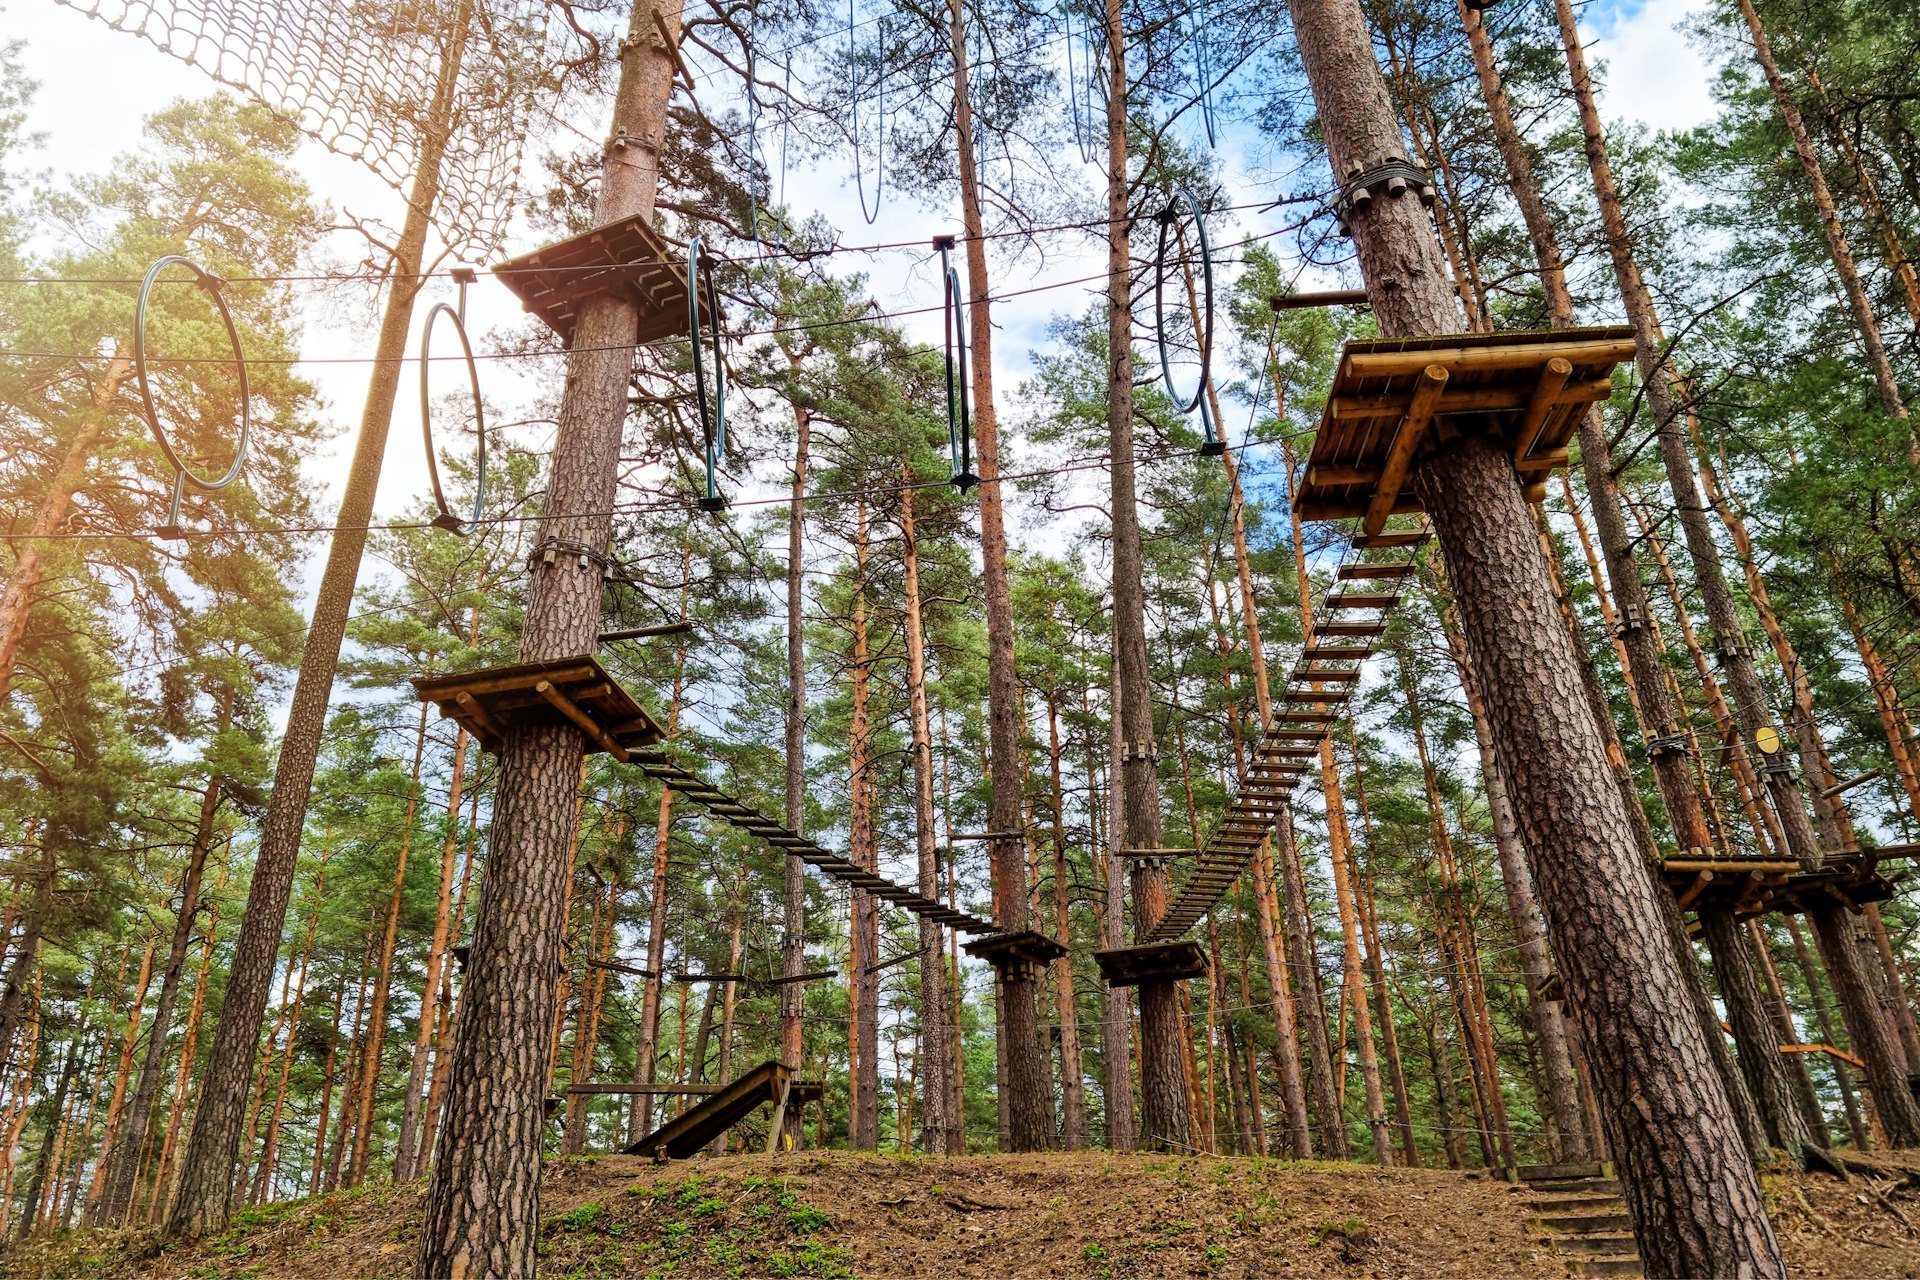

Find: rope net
53;0;552;252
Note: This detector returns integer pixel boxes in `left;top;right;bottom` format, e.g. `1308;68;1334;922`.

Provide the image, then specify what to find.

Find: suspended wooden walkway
628;749;1000;937
1145;527;1427;942
621;1060;823;1159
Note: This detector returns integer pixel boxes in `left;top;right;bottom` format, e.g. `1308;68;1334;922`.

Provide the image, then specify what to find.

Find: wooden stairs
1518;1161;1642;1278
621;1060;820;1160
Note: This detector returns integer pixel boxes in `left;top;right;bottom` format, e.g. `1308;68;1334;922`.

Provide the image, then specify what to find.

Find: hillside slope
4;1151;1915;1279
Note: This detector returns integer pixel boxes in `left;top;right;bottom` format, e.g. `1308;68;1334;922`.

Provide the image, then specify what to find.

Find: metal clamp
529;538;612;575
1333;156;1436;236
1644;732;1692;760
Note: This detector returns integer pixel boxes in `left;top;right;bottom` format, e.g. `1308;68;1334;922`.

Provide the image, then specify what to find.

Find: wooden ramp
621;1060;820;1159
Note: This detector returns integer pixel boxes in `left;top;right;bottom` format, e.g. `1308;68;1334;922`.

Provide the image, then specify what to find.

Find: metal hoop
1152;190;1223;456
688;238;728;513
937;237;978;490
850;0;885;225
134;255;252;535
418;301;488;535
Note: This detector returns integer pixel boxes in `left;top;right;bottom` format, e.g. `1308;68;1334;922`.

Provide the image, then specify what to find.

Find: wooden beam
1365;364;1448;537
450;691;505;743
1674;869;1713;911
1307;463;1381;487
534;680;629;762
1342;337;1638;379
1328;376;1613;422
1515;358;1574;462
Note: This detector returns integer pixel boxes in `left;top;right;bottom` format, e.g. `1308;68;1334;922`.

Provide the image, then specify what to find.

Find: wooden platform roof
1295;327;1637;535
493;212;695;347
411;655;666;759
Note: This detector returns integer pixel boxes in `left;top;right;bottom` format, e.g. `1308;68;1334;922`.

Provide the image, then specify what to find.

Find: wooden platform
1294;327;1636;535
1666;846;1913;919
964;929;1068;982
493;213;694;347
411;656;666;760
620;1060;822;1159
1094;941;1209;987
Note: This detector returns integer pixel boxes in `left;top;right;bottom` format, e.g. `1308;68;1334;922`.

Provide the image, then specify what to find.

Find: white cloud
1586;0;1719;136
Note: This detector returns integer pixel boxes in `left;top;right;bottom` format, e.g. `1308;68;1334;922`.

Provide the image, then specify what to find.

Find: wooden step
1536;1212;1633;1235
1567;1258;1642;1279
1518;1161;1611;1182
1327;591;1397;610
1531;1193;1627;1213
1337;562;1415;579
1352;530;1428;549
1551;1233;1637;1256
1530;1177;1621;1196
1318;620;1386;636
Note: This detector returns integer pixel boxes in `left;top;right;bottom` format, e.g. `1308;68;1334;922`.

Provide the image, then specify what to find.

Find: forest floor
4;1150;1918;1279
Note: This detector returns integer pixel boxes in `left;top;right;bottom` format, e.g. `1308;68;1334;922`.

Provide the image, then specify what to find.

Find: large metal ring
134;255;252;494
1153;190;1214;418
418;301;488;535
688;238;728;512
939;241;978;490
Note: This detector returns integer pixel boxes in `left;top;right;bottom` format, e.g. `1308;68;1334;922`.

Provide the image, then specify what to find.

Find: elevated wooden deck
493;212;695;347
1294;327;1636;535
411;656;666;759
1667;844;1914;920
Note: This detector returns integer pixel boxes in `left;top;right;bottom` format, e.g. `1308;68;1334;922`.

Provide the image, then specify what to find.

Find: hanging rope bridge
627;749;999;936
1145;526;1427;942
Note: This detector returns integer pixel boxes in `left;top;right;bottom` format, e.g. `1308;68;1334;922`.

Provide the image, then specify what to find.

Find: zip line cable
0;194;1324;288
1;217;1317;372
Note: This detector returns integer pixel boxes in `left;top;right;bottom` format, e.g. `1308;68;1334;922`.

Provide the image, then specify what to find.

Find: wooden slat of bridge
1146;526;1428;942
627;750;999;936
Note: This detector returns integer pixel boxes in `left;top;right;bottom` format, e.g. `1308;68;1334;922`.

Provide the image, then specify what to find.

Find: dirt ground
4;1150;1917;1279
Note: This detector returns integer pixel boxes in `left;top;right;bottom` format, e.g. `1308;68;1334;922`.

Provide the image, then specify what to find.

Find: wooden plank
1337;563;1414;580
1296;492;1423;522
1327;376;1613;422
1351;530;1428;548
1307;463;1381;487
1327;592;1398;610
450;691;505;744
1291;669;1361;682
1365;364;1448;538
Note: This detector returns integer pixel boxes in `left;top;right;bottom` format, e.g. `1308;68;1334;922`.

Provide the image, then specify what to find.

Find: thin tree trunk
1790;916;1871;1148
164;6;469;1234
848;502;880;1152
899;483;955;1155
1101;661;1136;1151
779;368;810;1148
80;930;157;1224
255;855;326;1201
1045;674;1089;1150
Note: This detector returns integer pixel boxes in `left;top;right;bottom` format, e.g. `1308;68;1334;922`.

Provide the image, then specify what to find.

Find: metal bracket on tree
1332;155;1437;236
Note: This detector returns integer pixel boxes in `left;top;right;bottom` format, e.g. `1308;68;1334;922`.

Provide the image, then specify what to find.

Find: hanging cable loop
936;235;978;490
688;237;729;513
134;254;252;540
850;0;885;224
417;269;487;535
1153;190;1223;456
744;42;763;256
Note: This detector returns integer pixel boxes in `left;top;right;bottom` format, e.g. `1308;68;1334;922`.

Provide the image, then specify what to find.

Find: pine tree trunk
1044;676;1088;1151
1245;838;1310;1157
779;379;810;1147
151;880;224;1220
631;657;685;1142
1701;905;1815;1162
1283;2;1783;1266
848;503;880;1152
1789;917;1871;1148
345;700;430;1187
1749;919;1833;1146
99;774;221;1223
1101;662;1136;1151
899;484;955;1155
165;13;467;1233
1809;901;1920;1145
947;0;1048;1151
80;931;157;1225
255;857;325;1201
1435;613;1587;1161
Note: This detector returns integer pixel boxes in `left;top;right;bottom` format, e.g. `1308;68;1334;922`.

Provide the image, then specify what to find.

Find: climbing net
54;0;551;252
